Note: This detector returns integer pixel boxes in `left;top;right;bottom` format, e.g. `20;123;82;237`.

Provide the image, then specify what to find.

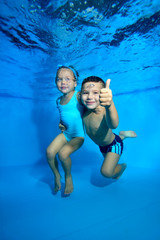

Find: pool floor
0;164;160;240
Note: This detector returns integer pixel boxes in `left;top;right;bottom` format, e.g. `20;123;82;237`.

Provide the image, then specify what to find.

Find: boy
80;76;136;179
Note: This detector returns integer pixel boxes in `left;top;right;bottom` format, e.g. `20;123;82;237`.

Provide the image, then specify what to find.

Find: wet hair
55;65;79;83
81;76;105;89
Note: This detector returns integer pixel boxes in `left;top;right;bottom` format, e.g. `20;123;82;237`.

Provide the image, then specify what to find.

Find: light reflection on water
0;0;160;100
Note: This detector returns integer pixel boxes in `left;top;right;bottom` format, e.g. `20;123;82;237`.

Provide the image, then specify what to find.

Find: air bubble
70;2;74;8
112;4;116;8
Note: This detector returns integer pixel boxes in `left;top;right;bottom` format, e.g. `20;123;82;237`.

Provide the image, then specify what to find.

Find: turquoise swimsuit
57;91;85;141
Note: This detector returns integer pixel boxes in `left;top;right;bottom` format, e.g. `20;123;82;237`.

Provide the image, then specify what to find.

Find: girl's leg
100;152;127;179
58;137;84;194
46;133;67;192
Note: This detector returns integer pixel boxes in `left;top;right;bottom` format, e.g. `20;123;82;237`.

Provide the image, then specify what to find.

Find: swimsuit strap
57;91;77;106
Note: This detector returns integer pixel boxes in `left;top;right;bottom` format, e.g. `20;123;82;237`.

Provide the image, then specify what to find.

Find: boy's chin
85;104;99;110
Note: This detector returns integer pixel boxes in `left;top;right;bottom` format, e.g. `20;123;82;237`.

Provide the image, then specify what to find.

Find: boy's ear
77;91;82;104
74;81;77;87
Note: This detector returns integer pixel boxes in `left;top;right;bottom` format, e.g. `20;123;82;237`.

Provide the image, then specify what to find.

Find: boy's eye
93;91;99;94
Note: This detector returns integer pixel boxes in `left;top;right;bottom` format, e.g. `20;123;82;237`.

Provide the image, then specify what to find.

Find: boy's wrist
105;100;113;110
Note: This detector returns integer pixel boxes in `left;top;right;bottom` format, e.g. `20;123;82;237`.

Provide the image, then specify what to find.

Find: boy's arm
105;101;119;129
100;79;119;129
59;121;67;132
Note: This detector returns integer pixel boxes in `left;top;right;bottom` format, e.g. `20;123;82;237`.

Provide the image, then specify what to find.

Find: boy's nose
88;92;93;98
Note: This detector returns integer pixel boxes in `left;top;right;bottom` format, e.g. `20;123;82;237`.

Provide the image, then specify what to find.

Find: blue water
0;1;160;239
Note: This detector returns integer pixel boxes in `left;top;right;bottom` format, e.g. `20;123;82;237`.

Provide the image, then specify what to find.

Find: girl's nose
61;78;66;84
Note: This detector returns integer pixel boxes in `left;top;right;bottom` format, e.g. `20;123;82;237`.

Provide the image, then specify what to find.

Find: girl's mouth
61;86;68;90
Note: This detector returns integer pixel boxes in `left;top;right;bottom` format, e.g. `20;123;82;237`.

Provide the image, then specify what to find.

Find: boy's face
81;81;102;110
56;68;77;94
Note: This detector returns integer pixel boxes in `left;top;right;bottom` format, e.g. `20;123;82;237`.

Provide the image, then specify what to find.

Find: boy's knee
100;167;113;178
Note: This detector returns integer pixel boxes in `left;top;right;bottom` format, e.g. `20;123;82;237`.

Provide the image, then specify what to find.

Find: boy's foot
64;175;73;195
113;163;127;179
54;176;61;192
119;131;137;140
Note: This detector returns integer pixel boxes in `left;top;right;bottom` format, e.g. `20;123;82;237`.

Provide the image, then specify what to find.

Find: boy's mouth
86;101;95;105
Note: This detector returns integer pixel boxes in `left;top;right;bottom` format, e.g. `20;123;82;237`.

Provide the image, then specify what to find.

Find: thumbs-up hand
99;79;112;107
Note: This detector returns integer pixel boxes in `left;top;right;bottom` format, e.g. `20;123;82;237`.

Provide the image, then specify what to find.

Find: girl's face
56;68;77;94
81;82;102;110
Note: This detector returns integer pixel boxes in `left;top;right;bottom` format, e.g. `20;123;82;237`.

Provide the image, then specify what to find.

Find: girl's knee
58;149;69;162
100;167;113;178
46;147;56;160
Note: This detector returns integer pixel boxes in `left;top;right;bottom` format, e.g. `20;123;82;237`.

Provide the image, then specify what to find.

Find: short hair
81;76;105;89
55;65;79;82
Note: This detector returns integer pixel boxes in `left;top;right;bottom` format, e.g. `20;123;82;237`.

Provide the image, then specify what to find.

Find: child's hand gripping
99;79;112;108
59;122;67;132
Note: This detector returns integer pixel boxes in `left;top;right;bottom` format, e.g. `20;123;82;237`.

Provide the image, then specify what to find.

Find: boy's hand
99;79;112;107
59;122;66;132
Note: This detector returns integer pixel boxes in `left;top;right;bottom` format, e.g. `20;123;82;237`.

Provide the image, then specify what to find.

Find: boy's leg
119;131;137;141
58;137;84;194
101;152;127;179
46;133;67;192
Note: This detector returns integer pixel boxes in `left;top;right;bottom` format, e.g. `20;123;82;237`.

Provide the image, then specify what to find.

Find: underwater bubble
69;2;74;8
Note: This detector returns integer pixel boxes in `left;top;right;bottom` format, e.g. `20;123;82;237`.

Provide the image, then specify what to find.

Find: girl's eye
94;92;99;94
57;78;62;82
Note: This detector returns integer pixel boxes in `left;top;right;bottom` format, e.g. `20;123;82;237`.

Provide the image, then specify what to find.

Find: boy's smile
81;82;102;110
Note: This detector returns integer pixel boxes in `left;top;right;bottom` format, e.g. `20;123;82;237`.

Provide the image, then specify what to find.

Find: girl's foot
54;175;61;192
64;175;73;195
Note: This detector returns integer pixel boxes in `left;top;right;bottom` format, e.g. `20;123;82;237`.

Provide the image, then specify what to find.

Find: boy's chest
83;113;106;135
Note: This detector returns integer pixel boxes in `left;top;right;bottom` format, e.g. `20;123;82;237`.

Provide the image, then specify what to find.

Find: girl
46;65;84;195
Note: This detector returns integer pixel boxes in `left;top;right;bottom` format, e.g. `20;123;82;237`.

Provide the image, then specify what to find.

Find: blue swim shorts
99;134;123;155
